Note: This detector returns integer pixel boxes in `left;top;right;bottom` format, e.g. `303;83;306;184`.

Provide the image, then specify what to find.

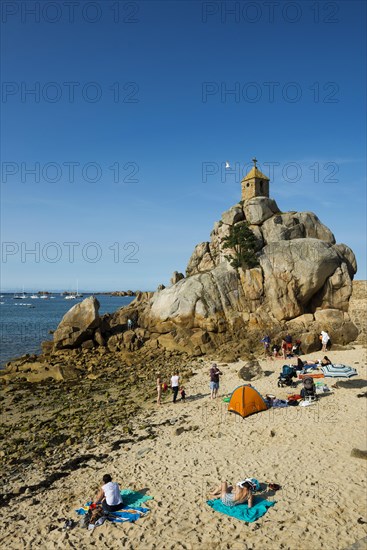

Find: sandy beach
1;345;366;550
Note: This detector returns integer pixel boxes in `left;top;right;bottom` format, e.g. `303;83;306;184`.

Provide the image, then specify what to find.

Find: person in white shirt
320;331;330;352
93;474;124;512
171;371;180;403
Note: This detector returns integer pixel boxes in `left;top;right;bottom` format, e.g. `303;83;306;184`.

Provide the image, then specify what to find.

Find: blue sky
1;0;366;291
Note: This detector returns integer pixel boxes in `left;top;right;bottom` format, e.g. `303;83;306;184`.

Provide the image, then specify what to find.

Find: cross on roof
252;157;258;168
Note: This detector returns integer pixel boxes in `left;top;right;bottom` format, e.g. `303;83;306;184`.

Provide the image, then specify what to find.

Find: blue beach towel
107;506;149;523
75;490;153;524
206;497;276;522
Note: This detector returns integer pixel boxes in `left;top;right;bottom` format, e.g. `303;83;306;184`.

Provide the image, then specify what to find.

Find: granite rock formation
48;196;358;357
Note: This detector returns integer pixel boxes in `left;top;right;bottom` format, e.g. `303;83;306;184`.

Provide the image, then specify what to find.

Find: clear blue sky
1;0;366;292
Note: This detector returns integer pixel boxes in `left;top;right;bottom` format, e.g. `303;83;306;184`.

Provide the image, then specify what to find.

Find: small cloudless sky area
1;0;366;292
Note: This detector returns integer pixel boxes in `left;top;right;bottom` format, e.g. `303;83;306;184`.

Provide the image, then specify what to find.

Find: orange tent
228;384;268;418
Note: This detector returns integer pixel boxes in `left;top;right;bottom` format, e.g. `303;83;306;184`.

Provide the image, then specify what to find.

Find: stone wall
348;281;367;344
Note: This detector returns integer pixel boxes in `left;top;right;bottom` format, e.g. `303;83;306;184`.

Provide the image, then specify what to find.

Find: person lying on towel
209;480;253;508
93;474;125;513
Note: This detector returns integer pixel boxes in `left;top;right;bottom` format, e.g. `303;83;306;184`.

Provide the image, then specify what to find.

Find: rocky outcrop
124;196;358;353
45;196;359;357
170;271;185;285
53;296;101;350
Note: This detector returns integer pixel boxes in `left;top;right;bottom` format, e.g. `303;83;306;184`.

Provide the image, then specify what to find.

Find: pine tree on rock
222;222;259;270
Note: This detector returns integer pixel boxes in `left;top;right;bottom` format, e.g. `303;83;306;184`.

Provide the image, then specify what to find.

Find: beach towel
206;496;275;522
119;489;154;507
75;504;149;524
75;490;153;524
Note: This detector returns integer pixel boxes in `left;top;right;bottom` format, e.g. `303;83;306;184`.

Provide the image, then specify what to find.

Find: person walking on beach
209;363;222;399
171;371;180;403
93;474;124;513
156;372;162;406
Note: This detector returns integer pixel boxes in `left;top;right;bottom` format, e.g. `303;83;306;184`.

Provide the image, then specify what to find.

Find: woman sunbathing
209;480;253;508
321;356;332;365
295;358;318;370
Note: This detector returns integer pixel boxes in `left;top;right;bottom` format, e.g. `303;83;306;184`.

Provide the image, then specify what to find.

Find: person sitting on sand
210;480;253;508
93;474;124;513
321;356;332;366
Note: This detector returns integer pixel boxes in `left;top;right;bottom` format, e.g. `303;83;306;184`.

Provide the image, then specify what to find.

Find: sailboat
65;280;83;300
76;280;83;298
14;287;27;299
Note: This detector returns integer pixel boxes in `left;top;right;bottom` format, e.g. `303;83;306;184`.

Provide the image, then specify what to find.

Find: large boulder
53;296;100;349
333;243;357;278
243;197;280;225
221;204;245;225
238;360;263;381
261;212;335;244
259;239;341;321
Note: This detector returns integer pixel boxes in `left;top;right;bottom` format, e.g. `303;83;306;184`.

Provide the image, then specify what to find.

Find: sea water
0;294;135;367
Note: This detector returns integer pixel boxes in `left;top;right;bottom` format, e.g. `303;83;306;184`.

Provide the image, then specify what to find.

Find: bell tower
241;157;270;201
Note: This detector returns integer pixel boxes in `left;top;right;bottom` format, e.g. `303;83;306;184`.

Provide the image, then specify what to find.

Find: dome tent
228;384;268;419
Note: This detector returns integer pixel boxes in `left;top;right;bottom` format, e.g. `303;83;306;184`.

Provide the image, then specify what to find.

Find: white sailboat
14;286;27;299
65;280;83;300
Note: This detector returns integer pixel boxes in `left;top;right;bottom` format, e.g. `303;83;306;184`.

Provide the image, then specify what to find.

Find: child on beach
180;387;186;401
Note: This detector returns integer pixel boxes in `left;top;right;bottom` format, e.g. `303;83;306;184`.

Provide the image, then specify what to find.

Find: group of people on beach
156;363;223;405
156;371;186;405
261;330;331;359
92;474;255;516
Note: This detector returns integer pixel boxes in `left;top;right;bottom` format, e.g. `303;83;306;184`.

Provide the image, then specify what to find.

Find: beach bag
89;507;105;525
162;383;168;392
246;478;261;492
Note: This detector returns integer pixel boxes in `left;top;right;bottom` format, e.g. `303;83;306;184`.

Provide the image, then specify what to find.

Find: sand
1;346;366;550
